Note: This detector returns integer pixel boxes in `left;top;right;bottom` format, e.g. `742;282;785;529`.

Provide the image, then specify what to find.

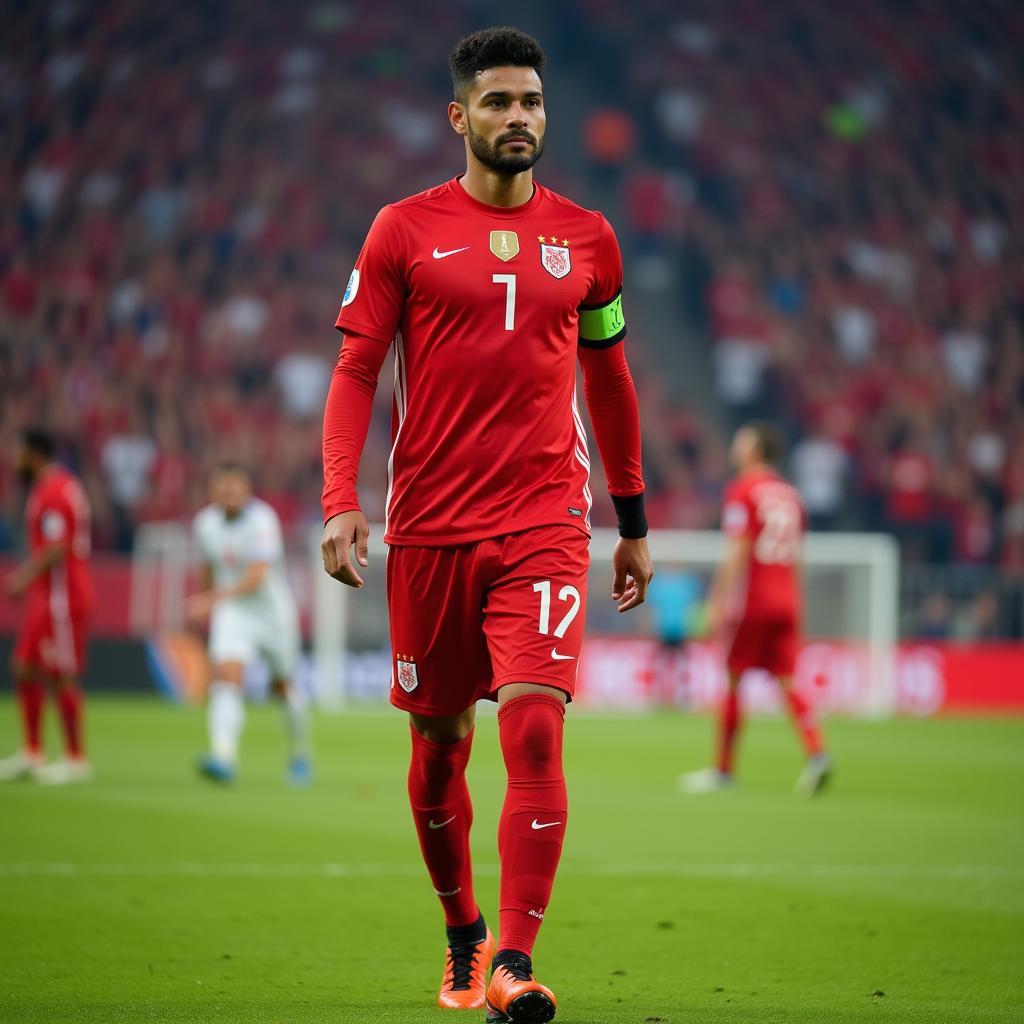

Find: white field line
0;862;1019;879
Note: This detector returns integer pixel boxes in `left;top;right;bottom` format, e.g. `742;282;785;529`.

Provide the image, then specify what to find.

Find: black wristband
611;492;648;539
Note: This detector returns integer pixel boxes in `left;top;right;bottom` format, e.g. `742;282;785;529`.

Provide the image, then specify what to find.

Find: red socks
497;693;567;957
18;678;45;755
56;684;84;759
785;688;824;758
18;679;86;760
716;685;824;774
408;694;569;954
407;726;478;927
716;687;741;774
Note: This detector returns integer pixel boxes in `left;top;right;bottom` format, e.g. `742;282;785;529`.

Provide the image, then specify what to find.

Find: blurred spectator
954;494;997;565
101;410;157;551
831;302;877;366
915;593;954;640
581;108;637;185
942;314;988;394
274;348;331;421
790;427;849;532
883;432;940;559
951;591;1002;643
713;337;771;429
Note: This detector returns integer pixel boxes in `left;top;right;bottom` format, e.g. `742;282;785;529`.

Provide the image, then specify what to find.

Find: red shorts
726;616;799;678
14;593;89;678
386;524;589;716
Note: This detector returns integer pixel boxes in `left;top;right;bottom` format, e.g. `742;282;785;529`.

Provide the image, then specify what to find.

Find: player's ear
449;100;468;136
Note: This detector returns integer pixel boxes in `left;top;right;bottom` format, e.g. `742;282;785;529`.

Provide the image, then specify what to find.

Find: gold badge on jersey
489;230;520;261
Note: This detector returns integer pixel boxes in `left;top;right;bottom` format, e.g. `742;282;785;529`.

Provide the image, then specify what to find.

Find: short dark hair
22;427;55;460
449;27;545;102
214;460;251;479
746;421;784;465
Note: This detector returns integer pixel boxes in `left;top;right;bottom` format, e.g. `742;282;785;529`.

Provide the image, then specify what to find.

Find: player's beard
466;119;544;175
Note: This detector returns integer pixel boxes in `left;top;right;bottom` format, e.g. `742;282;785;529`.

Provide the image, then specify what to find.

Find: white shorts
208;602;300;680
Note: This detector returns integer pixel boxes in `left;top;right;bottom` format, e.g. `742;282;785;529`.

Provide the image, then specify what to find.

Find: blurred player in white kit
188;463;311;785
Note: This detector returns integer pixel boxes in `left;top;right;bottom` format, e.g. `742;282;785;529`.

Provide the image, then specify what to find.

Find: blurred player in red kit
682;423;832;796
320;27;653;1023
1;428;94;784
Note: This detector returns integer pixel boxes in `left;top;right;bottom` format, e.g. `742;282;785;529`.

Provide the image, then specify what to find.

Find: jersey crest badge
540;240;571;279
490;230;520;262
396;656;419;693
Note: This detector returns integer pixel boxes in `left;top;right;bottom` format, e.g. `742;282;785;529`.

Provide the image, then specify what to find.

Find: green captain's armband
578;289;626;349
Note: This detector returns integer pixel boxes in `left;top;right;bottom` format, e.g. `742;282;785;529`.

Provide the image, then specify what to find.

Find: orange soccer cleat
485;953;557;1023
437;927;495;1010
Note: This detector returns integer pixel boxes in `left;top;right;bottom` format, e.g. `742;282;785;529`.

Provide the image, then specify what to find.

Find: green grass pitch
0;697;1021;1023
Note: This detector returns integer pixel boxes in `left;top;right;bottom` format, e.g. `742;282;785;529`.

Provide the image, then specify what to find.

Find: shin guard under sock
18;678;45;755
497;693;567;956
408;726;479;928
785;688;824;757
716;688;741;774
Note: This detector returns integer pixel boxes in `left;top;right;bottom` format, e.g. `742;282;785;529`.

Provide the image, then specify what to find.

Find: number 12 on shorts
532;580;581;637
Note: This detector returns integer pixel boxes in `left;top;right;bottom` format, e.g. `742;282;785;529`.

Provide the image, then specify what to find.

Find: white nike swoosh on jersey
428;815;456;829
531;819;562;830
432;246;470;259
550;648;575;661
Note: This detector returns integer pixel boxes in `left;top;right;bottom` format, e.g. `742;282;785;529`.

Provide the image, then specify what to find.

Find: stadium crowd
1;1;1021;590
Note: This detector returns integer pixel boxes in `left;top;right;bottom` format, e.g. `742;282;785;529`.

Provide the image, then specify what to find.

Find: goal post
626;529;900;717
310;526;900;717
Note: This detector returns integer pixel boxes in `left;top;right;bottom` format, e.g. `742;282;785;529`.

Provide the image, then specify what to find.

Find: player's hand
611;536;654;613
4;571;28;600
705;596;728;641
321;511;370;588
185;592;217;625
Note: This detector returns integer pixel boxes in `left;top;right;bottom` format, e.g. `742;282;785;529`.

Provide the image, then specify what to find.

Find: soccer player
188;463;310;785
1;428;93;784
320;27;653;1023
682;422;832;796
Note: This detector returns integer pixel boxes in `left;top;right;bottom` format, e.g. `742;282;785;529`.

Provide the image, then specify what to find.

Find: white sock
280;685;311;760
208;682;245;765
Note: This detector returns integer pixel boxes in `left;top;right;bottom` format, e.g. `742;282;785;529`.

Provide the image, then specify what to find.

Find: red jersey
885;451;933;523
722;468;804;623
331;177;631;546
25;465;93;614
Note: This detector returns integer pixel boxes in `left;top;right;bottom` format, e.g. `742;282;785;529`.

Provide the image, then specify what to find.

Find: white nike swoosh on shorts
432;246;470;259
550;648;575;661
531;819;562;830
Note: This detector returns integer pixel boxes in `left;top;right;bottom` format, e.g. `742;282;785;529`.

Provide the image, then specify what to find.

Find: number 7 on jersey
492;274;516;331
